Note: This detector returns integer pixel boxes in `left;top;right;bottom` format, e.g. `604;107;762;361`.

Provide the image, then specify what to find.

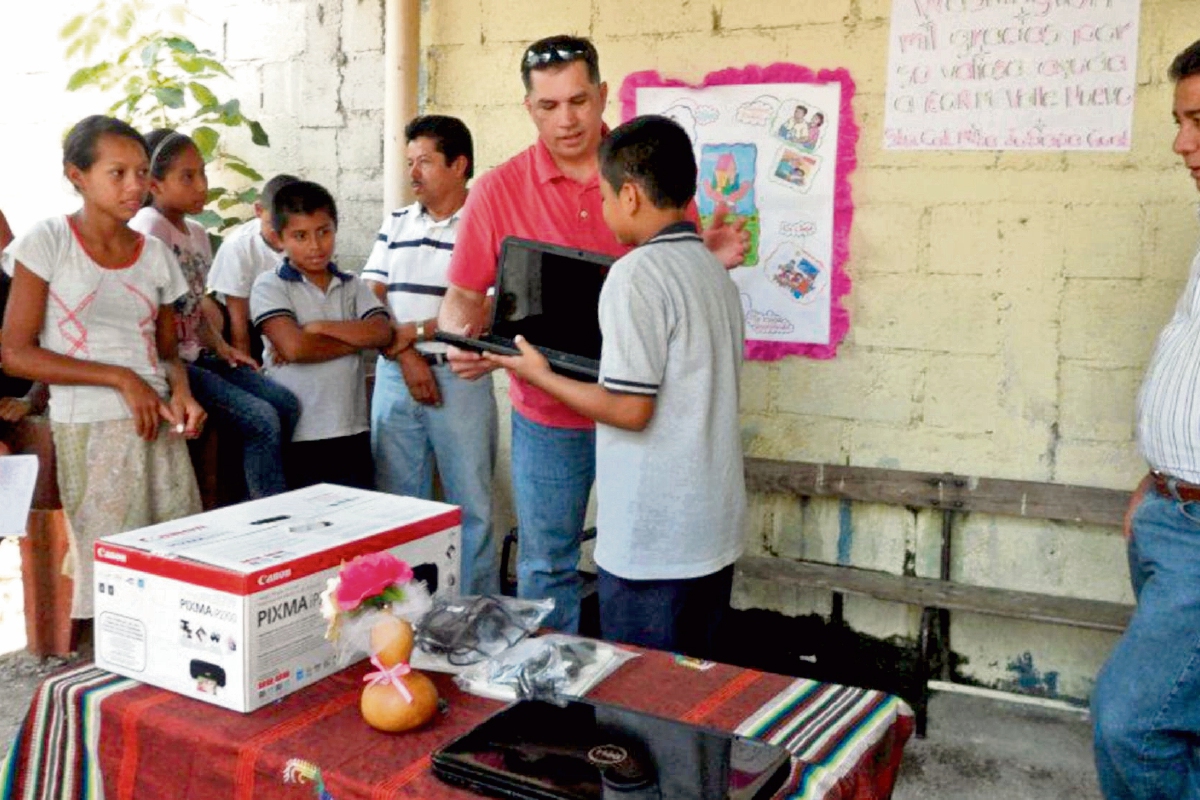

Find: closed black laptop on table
430;696;792;800
435;237;614;381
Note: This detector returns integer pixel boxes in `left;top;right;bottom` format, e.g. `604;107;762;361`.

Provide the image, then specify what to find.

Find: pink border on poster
620;63;857;361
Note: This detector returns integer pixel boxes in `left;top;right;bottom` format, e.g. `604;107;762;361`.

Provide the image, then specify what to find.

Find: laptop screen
431;697;791;800
489;238;614;360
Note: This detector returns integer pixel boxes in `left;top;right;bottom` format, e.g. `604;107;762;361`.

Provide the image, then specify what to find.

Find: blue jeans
511;410;595;633
187;354;299;498
371;357;499;595
1093;489;1200;799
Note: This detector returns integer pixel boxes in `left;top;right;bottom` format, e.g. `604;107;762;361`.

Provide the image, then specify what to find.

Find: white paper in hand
0;454;38;536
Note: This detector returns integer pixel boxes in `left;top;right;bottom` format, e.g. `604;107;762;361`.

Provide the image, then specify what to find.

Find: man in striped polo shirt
363;115;499;595
1092;38;1200;800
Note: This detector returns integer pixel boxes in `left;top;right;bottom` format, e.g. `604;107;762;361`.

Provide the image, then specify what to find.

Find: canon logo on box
96;547;127;563
256;568;292;586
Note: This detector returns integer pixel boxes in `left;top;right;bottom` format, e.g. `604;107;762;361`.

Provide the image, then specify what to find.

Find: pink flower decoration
334;552;414;611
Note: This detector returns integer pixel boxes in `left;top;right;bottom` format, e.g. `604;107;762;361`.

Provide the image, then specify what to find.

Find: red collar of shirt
532;124;611;186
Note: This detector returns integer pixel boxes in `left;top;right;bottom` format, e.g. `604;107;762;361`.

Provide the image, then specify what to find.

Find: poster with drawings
623;64;855;359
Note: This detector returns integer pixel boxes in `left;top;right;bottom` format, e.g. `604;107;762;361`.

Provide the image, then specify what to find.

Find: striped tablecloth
2;652;912;800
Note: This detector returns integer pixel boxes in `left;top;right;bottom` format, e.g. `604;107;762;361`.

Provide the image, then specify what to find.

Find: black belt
420;351;448;366
1151;471;1200;503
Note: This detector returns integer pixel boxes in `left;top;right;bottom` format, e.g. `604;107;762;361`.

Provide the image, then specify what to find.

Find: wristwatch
415;321;426;343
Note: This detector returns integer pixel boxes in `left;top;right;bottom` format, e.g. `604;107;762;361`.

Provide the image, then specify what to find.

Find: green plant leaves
163;36;196;54
174;52;224;76
249;120;269;147
66;63;112;91
114;4;137;38
154;86;185;108
60;14;87;39
187;57;231;78
140;41;160;67
225;162;263;181
63;4;272;237
191;126;219;160
190;210;224;230
216;99;243;126
214;185;258;210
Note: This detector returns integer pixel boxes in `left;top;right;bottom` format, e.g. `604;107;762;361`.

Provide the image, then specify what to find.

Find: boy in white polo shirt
250;181;393;489
488;115;746;657
208;173;299;359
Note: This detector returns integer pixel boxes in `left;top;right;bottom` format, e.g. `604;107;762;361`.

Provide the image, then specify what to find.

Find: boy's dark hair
144;128;197;180
405;115;475;180
1170;39;1200;82
520;35;600;93
271;181;338;233
598;115;696;210
63;115;147;172
261;173;301;212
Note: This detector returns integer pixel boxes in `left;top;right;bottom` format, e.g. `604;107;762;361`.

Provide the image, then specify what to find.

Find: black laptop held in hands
430;697;792;800
434;237;615;381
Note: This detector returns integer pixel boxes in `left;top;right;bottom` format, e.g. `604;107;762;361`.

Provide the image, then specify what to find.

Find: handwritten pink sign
884;0;1140;151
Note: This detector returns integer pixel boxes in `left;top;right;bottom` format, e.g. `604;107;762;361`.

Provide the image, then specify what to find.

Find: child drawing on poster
774;101;826;153
765;241;826;304
802;112;826;150
699;143;760;266
772;147;820;191
777;104;810;144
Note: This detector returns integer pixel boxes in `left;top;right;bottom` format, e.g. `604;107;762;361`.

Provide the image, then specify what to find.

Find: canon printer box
93;484;461;712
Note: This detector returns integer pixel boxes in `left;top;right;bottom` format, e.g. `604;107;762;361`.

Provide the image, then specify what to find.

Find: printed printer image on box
93;484;461;712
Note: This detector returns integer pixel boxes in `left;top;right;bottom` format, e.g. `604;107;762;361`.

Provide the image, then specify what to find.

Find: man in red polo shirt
439;35;745;632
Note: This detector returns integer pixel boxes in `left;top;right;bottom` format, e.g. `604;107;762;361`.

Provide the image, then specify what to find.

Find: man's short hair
598;115;696;210
520;35;600;93
261;174;300;212
1170;39;1200;82
405;115;475;180
271;180;338;233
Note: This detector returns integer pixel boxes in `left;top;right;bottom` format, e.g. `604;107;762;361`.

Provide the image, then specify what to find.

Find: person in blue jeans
130;129;299;499
1092;37;1200;800
184;354;299;497
363;116;500;595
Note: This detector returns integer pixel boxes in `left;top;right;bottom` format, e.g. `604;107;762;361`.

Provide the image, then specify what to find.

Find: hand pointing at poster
702;203;750;269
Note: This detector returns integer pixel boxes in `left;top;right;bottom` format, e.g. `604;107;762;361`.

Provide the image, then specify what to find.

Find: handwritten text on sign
884;0;1141;151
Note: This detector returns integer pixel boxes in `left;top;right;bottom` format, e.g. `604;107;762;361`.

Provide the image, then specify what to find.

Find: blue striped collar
278;259;354;283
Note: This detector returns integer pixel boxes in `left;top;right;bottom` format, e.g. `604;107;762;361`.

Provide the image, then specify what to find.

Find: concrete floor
894;691;1101;800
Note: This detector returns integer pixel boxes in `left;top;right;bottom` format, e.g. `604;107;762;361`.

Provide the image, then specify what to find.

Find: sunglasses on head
523;42;591;70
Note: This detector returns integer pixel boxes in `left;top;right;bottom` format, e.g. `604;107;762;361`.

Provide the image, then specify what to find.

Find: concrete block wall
4;0;1199;701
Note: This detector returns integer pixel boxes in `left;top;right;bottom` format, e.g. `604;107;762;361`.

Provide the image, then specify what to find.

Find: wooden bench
738;457;1135;736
